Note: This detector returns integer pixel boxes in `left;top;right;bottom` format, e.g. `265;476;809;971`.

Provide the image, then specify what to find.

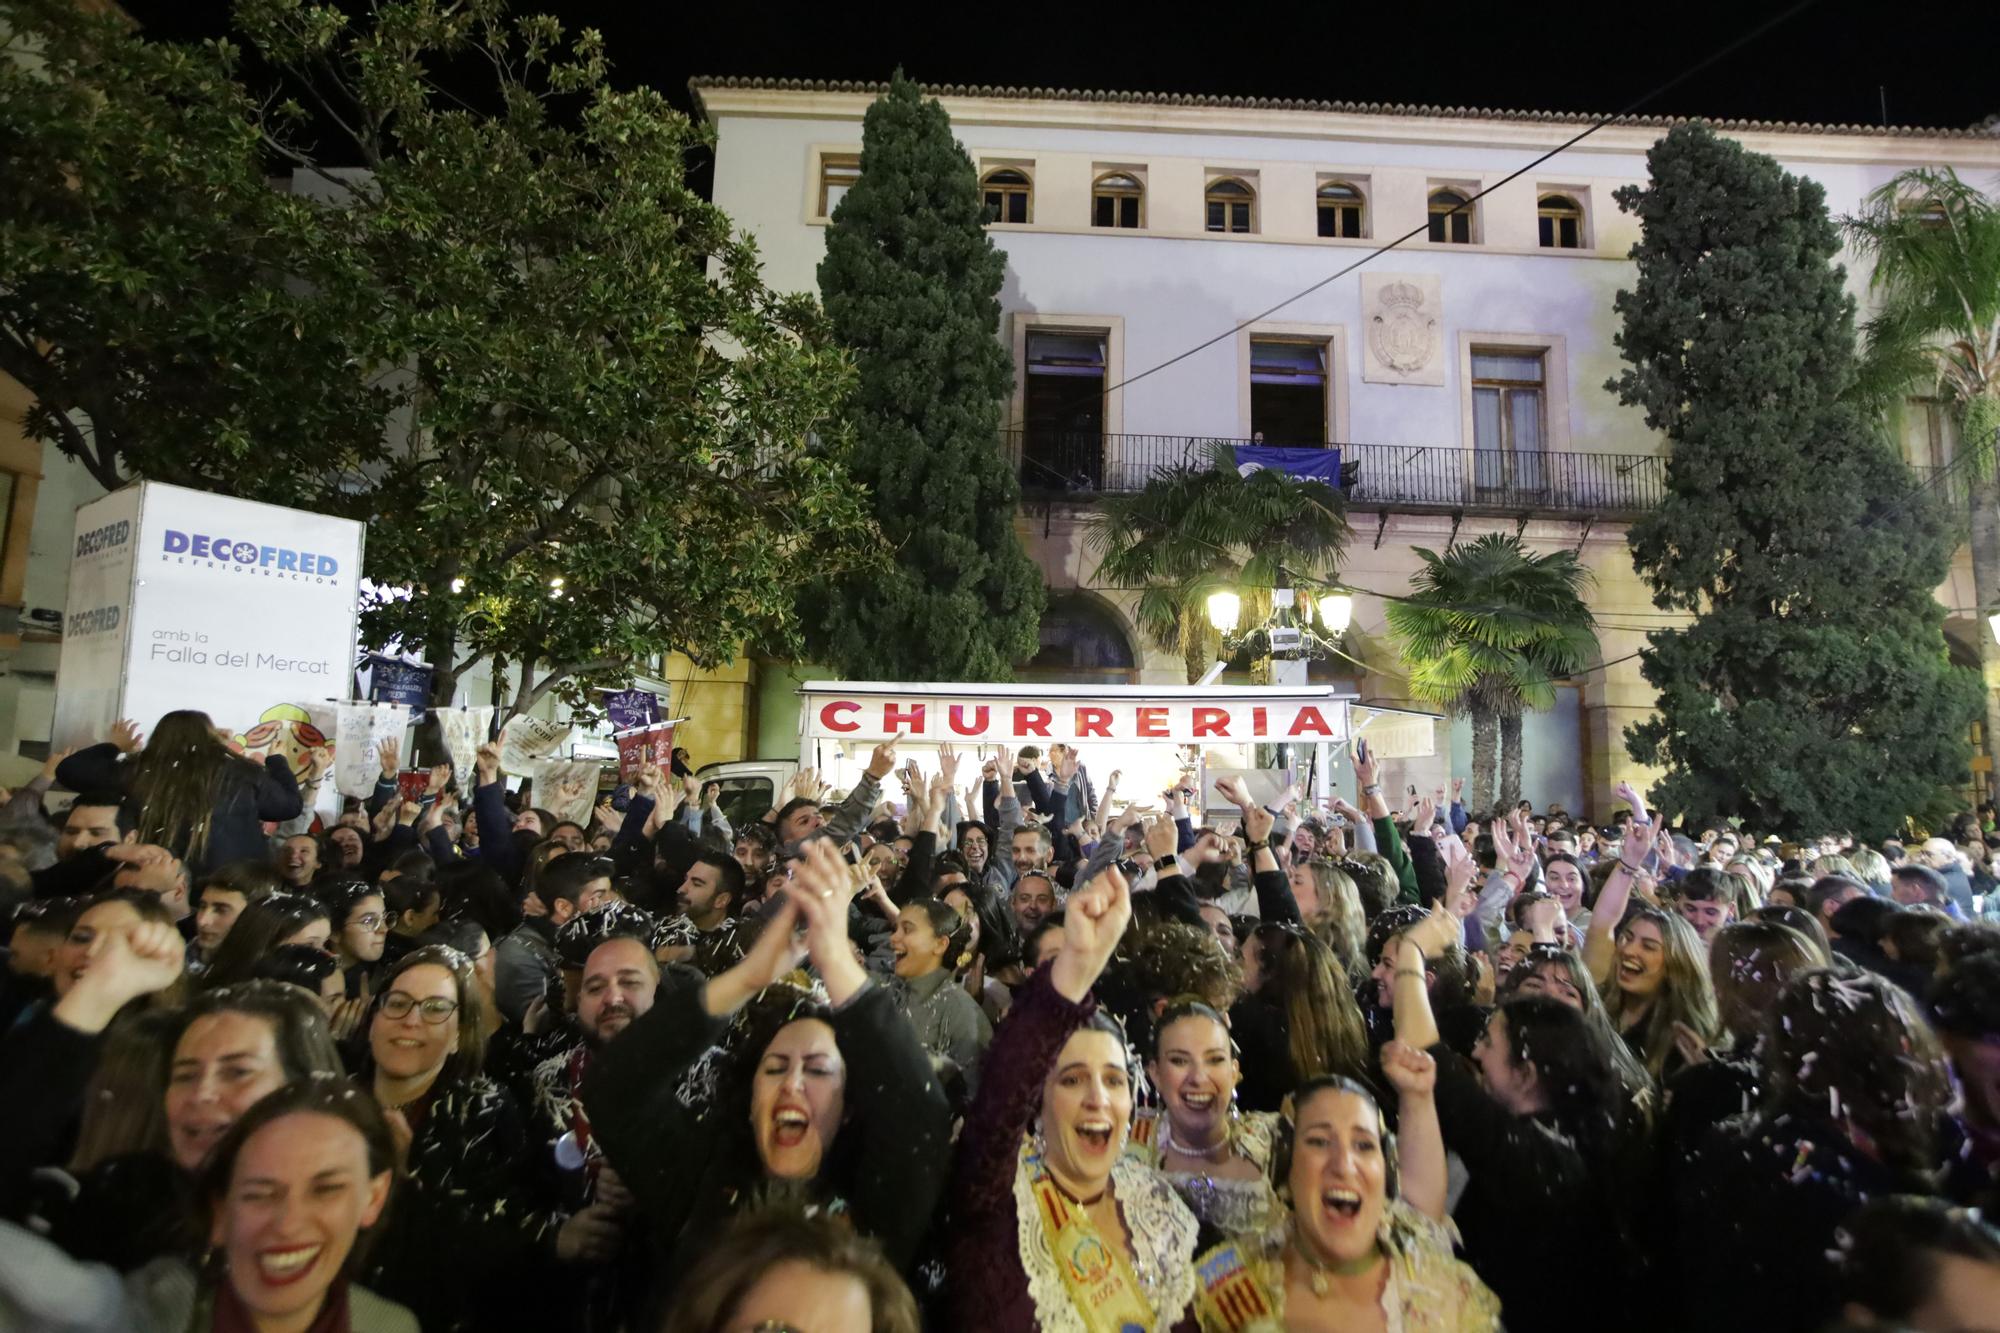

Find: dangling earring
1032;1123;1048;1159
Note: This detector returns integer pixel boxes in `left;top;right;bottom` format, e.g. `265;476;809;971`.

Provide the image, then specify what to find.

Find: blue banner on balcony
1232;445;1343;485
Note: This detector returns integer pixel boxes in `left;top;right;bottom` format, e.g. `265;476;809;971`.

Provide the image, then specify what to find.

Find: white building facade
696;79;2000;812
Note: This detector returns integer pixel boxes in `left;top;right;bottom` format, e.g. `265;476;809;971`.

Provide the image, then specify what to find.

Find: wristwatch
1362;784;1382;796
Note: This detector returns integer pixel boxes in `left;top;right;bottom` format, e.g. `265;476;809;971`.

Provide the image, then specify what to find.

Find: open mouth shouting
771;1106;812;1150
1177;1089;1216;1113
254;1243;324;1288
1321;1187;1364;1223
1073;1119;1115;1155
1617;956;1647;981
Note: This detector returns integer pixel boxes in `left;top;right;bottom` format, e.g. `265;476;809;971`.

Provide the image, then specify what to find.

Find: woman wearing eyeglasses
357;945;561;1333
326;880;390;999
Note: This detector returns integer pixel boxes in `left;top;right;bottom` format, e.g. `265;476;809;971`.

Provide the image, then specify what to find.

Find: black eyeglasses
379;993;459;1024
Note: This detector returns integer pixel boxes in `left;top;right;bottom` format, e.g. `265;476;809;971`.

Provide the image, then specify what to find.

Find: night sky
121;0;1999;148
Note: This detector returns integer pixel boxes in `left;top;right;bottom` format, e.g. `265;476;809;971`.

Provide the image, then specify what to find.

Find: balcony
1004;429;1667;519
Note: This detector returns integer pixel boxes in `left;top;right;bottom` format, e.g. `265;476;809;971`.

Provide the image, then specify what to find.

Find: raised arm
1380;1041;1448;1222
1585;802;1656;986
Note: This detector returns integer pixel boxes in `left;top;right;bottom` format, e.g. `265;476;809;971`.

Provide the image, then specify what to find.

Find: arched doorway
1017;592;1139;685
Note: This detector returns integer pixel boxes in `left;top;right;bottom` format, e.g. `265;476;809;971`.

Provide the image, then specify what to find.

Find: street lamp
1207;590;1241;634
1317;591;1353;635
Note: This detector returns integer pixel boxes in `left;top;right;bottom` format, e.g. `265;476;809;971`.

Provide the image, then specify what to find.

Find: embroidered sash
1192;1240;1280;1333
1022;1137;1156;1333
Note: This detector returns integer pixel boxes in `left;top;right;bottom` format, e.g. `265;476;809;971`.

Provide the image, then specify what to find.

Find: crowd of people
0;709;1997;1332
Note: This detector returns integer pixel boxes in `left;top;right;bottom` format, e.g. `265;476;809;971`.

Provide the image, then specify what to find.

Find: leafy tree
1384;534;1598;813
1845;167;2000;776
809;72;1044;681
1087;442;1351;684
1610;123;1979;837
0;0;874;725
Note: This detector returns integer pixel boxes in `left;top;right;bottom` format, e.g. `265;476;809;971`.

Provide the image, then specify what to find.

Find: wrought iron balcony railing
1003;429;1669;518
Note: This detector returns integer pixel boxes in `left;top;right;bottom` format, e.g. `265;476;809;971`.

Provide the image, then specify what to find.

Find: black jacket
1431;1044;1623;1333
1673;1110;1955;1333
54;744;301;875
361;1073;560;1333
582;976;952;1311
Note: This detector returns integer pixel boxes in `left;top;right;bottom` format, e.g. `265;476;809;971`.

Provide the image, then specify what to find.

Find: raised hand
1049;865;1132;1003
1412;793;1439;835
593;799;623;836
937;743;960;786
1614;779;1648;823
990;745;1015;788
1351;738;1379;790
702;897;808;1017
475;741;501;784
1451;777;1464;799
1442;839;1479;916
1054;747;1079;783
783;839;869;1005
1144;814;1178;862
377;737;400;779
105;843;185;895
1522;894;1563;940
56;916;183;1031
426;763;451;795
109;718;143;755
1242;804;1275;846
865;735;902;782
1379;1040;1438;1097
1213;775;1253;811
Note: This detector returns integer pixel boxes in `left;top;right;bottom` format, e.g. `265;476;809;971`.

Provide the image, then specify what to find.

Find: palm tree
1086;442;1350;683
1385;534;1600;813
1845;167;2000;777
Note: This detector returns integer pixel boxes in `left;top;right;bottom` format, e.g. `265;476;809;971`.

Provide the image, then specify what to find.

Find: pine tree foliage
808;73;1045;680
1610;123;1979;837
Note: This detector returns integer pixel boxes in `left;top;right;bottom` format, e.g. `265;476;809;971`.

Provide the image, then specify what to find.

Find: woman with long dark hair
1232;923;1372;1113
1675;968;1962;1332
946;865;1200;1333
583;839;951;1314
197;893;334;992
0;1077;417;1331
1391;903;1626;1331
57;710;303;875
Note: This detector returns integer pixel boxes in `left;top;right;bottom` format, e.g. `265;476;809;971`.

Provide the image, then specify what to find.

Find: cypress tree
808;73;1045;680
1611;122;1979;838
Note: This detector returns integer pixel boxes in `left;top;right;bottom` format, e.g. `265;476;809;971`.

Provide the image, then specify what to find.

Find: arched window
981;168;1032;224
1316;180;1365;238
1206;177;1255;233
1538;193;1584;249
1428;188;1473;244
1092;172;1144;229
1019;593;1138;682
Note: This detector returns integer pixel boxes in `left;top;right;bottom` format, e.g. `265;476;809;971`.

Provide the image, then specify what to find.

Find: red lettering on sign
1135;707;1169;738
1253;706;1268;737
1191;707;1230;738
1287;705;1334;737
820;701;860;733
883;702;926;734
1014;706;1052;737
1075;707;1112;738
948;704;989;736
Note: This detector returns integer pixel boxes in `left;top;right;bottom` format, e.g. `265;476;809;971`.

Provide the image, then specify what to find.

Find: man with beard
653;851;747;977
531;933;661;1330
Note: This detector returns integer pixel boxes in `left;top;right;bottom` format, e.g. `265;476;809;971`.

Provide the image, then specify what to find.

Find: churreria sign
161;530;340;583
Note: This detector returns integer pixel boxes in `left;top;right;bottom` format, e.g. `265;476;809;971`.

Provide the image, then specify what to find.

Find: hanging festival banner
615;722;677;781
600;688;660;732
365;654;435;724
435;706;495;791
500;713;574;778
332;701;411;799
536;758;603;828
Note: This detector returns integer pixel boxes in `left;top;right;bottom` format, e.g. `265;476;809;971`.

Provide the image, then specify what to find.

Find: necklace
1156;1113;1233;1165
1291;1229;1383;1298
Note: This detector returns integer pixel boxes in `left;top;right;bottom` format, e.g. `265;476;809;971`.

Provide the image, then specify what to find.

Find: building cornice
690;79;2000;167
